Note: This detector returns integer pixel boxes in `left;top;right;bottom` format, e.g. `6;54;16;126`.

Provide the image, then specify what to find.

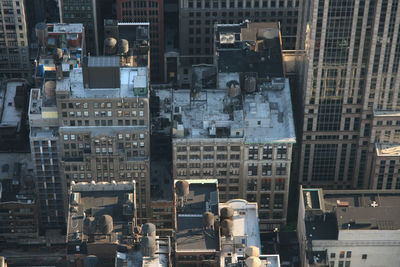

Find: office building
298;186;400;267
116;0;164;82
157;22;295;231
297;0;400;189
56;27;151;221
0;153;38;246
0;0;30;79
29;23;85;231
178;0;299;87
66;180;136;266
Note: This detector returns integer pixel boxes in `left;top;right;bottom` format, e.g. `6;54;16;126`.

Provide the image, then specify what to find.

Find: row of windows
62;109;145;118
61;101;145;109
186;0;299;9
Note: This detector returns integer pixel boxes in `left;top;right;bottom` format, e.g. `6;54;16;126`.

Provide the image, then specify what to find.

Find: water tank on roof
97;214;113;234
244;75;257;93
226;80;241;97
117;39;129;55
35;23;48;47
141;236;156;257
221;218;234;237
176;180;189;197
53;48;63;64
220;207;234;220
104;37;117;55
202;212;215;230
245;246;260;258
44;81;56;100
245;256;262;267
142;223;156;237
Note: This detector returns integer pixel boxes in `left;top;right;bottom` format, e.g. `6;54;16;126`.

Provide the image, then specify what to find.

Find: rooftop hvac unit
220;33;235;44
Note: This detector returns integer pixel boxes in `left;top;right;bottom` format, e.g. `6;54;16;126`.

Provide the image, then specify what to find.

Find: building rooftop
0;153;35;203
215;22;284;78
0;81;24;128
57;66;148;98
302;188;400;242
220;199;261;250
175;179;219;252
67;181;136;252
115;237;170;267
157;81;295;143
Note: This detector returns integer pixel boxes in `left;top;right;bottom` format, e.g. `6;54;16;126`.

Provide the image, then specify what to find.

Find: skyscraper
0;0;30;79
297;0;400;189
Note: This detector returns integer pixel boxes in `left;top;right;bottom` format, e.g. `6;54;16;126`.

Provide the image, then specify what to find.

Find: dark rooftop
67;181;136;249
175;179;219;251
215;22;284;78
302;188;400;242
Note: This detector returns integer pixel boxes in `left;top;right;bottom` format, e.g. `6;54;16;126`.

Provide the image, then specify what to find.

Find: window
263;145;273;159
362;254;367;259
262;163;272;176
248;146;258;160
248;164;258;176
345;261;350;267
274;194;283;209
330;253;336;258
276;163;287;175
277;145;287;159
340;251;345;258
346;251;351;258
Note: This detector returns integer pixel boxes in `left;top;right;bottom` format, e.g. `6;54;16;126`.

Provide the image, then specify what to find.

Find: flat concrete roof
1;81;24;127
159;81;295;143
57;67;148;99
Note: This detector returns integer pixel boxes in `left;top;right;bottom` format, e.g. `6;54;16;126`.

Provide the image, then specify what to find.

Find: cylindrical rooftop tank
244;76;257;93
44;81;56;100
245;256;262;267
98;214;113;234
53;48;63;65
245;246;260;258
221;218;234;237
142;223;156;237
104;37;117;55
226;80;241;97
35;23;48;47
202;212;215;229
117;39;129;55
220;207;234;221
141;236;156;257
176;180;189;197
